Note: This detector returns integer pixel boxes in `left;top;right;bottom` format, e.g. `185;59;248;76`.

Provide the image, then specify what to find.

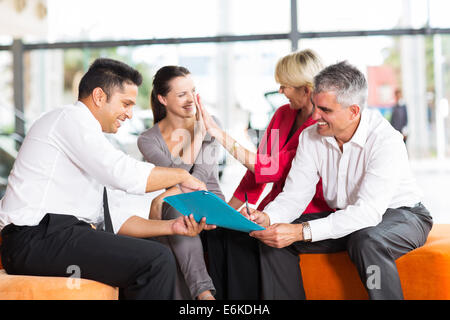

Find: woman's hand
239;207;271;228
228;196;244;210
197;94;222;139
194;94;207;139
171;214;216;236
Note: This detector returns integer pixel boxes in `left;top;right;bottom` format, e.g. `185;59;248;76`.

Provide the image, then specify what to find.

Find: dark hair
151;65;191;123
78;58;143;101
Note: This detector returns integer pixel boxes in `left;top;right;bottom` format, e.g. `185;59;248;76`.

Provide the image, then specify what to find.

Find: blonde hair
275;49;324;88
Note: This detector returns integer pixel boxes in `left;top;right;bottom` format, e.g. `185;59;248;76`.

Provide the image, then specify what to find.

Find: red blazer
233;104;332;214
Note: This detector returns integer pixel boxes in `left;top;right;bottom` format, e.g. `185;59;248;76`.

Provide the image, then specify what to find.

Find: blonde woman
198;49;332;298
201;49;331;217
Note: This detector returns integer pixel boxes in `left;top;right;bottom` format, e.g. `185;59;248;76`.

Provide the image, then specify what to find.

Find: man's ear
349;104;361;120
92;87;106;108
157;94;167;107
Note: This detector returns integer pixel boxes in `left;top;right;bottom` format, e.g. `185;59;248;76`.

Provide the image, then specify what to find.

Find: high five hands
193;93;207;139
196;94;222;139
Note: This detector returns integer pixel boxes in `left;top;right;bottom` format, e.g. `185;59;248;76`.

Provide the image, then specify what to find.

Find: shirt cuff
308;216;332;242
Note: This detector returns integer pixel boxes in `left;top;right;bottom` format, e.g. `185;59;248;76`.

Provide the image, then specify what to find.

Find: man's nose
278;86;283;94
125;107;133;119
312;106;321;120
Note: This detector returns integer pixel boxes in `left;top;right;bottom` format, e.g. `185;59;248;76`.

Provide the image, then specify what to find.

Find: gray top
137;122;225;200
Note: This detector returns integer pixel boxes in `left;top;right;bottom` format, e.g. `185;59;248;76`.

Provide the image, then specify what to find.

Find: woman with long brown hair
137;66;222;300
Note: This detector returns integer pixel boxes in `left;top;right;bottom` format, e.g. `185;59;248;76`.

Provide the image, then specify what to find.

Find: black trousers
0;213;177;300
259;203;433;300
205;227;261;300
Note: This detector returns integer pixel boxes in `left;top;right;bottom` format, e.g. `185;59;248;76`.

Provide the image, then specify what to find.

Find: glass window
23;49;65;130
301;36;433;159
298;0;428;32
131;43;219;112
48;0;221;41
47;0;291;42
0;51;13;134
0;51;15;197
0;36;13;46
228;0;290;35
434;34;450;155
231;40;291;131
429;0;450;28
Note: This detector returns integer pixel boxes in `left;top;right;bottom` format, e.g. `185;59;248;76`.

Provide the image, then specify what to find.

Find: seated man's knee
347;227;385;257
139;241;177;276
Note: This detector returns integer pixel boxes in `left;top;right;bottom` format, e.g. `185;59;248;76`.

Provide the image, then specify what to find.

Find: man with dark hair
0;58;212;300
78;58;143;101
244;61;432;300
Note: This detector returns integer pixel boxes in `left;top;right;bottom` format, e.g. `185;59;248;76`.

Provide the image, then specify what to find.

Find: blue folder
163;191;265;233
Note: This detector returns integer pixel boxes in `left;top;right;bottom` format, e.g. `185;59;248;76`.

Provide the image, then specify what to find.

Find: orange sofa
0;224;448;300
300;224;450;299
0;237;118;300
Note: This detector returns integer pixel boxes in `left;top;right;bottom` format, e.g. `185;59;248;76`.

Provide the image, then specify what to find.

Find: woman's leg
161;202;215;299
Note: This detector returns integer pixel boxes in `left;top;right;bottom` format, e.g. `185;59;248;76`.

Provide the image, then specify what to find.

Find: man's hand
171;214;216;237
179;174;207;193
249;223;303;248
239;207;271;228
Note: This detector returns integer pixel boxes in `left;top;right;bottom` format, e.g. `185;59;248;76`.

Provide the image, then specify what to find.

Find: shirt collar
348;108;370;148
74;100;91;113
75;100;102;131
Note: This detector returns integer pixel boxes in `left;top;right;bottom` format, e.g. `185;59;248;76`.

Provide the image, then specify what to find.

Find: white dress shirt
0;101;154;233
264;108;422;242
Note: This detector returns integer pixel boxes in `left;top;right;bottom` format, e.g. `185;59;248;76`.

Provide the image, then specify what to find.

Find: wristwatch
302;222;312;242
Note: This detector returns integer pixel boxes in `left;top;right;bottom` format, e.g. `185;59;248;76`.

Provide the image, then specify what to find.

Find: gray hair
313;61;368;109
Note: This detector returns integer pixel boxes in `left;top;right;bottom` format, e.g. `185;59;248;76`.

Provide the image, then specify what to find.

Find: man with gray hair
243;61;433;300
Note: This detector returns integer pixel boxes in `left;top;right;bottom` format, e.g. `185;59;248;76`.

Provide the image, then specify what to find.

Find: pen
245;192;251;219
